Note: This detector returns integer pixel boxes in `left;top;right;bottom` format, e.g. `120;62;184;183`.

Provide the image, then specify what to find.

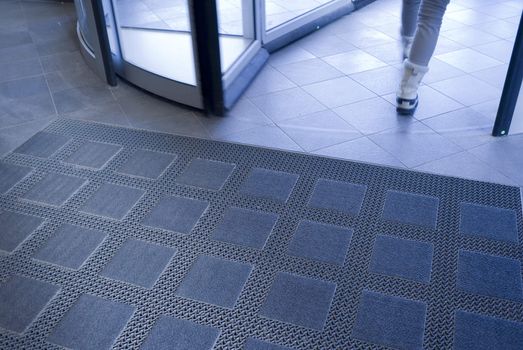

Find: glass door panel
265;0;336;30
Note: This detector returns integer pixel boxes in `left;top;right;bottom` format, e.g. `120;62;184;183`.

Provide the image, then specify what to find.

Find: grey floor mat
0;119;522;350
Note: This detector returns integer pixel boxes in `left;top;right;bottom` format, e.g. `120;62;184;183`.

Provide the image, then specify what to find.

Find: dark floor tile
352;290;427;349
33;224;107;269
141;316;220;350
101;239;175;288
382;190;439;229
47;294;135;350
244;338;294;350
287;220;353;266
460;202;519;243
369;235;434;283
176;255;252;309
0;93;56;129
0;31;33;50
308;178;366;215
0;275;59;333
211;207;278;249
454;310;523;350
0;58;42;83
117;149;176;179
22;173;86;206
457;250;523;301
239;168;299;203
0;162;32;194
52;86;114;114
14;132;70;158
176;158;235;191
0;211;43;253
0;76;49;101
64;141;121;169
142;196;208;234
81;183;144;220
259;272;336;330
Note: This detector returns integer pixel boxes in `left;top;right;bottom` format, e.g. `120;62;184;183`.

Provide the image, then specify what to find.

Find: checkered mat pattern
0;119;522;349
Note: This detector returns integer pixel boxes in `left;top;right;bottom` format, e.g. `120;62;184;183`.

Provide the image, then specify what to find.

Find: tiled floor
0;0;522;188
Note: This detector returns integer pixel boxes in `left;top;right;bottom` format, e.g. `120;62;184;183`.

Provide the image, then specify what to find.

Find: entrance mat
1;119;522;349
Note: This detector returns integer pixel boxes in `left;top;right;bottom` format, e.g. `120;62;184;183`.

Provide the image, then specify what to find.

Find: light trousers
401;0;450;66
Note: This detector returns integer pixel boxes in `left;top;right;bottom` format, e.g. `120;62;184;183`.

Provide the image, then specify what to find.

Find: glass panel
217;0;256;73
265;0;335;31
111;0;197;85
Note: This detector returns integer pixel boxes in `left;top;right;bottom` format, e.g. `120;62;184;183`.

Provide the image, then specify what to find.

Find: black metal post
492;11;523;136
189;0;225;116
91;0;117;86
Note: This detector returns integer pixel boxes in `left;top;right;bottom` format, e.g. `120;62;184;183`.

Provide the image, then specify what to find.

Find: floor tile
430;75;501;107
349;66;402;95
322;50;388;75
415;151;515;186
217;125;302;151
244;65;296;98
33;224;106;269
176;158;235;191
244;338;294;350
101;239;175;288
337;28;396;49
176;255;252;309
297;31;357;57
81;183;144;220
457;250;523;301
0;92;56;129
0;275;59;333
471;64;509;89
435;48;503;73
288;220;353;266
423;107;495;149
259;272;336;330
23;173;86;206
423;58;467;84
472;39;515;62
211;207;278;249
468;134;523;186
0;76;49;101
382;190;439;229
64;141;122;169
302;77;376;109
0;211;43;253
460;202;518;243
0;58;42;83
275;58;344;86
59;101;130;127
0;162;32;194
239;168;299;203
40;51;87;73
441;27;500;47
14;132;70;158
268;45;316;67
309;178;366;215
117;149;176;179
278;110;362;151
369;122;463;168
454;310;523;350
352;290;427;349
250;87;327;123
446;8;498;25
47;294;135;350
52;86;115;114
141;316;220;350
142;196;209;234
334;96;414;134
0;118;56;157
314;137;404;168
369;235;434;283
0;30;33;50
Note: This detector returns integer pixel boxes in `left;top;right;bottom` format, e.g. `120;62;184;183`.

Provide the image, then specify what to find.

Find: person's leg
397;0;450;115
401;0;421;59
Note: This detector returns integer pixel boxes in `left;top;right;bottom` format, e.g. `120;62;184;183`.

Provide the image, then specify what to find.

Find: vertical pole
91;0;117;86
492;11;523;136
190;0;225;116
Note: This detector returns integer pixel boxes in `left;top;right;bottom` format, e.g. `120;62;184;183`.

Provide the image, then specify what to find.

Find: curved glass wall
74;0;96;52
265;0;336;30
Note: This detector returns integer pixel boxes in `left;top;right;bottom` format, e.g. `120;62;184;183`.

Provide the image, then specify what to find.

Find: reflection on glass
111;0;197;85
216;0;255;73
265;0;335;30
74;0;95;52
